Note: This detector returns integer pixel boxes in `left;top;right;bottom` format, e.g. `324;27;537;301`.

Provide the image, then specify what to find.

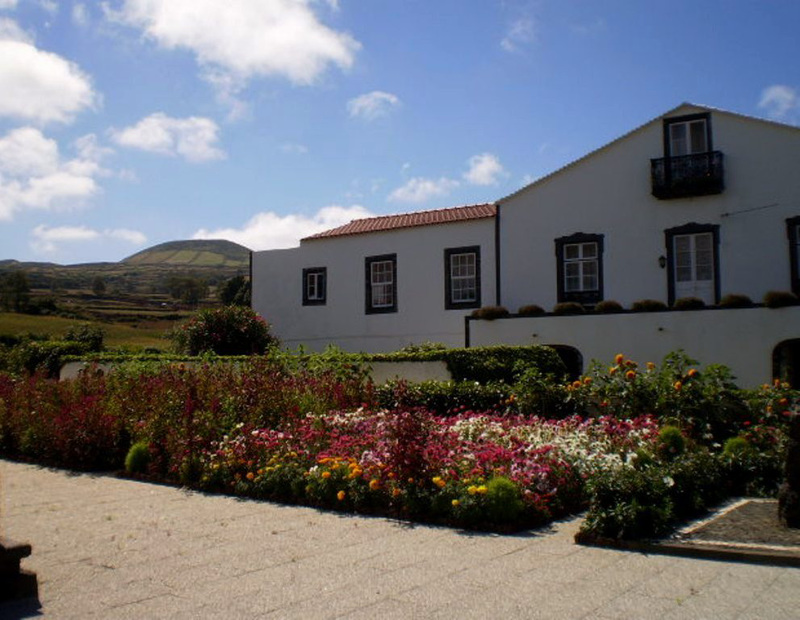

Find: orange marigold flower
337;490;346;501
674;381;683;391
392;487;402;498
572;380;582;389
476;485;488;495
452;499;460;507
625;370;636;380
614;353;625;365
609;366;618;375
646;362;656;371
583;376;592;385
246;472;255;481
432;476;446;488
687;368;698;378
467;485;478;495
369;479;380;491
321;471;331;480
779;398;790;407
774;378;782;387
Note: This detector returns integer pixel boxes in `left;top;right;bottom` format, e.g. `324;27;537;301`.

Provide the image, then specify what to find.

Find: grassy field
0;312;174;350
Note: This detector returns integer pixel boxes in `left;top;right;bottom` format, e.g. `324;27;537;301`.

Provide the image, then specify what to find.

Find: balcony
651;151;724;199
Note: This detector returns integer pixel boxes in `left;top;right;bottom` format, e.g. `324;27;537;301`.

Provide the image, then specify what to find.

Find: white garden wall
468;306;800;388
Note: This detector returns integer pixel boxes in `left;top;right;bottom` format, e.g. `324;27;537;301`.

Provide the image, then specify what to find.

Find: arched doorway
547;345;583;381
773;339;800;387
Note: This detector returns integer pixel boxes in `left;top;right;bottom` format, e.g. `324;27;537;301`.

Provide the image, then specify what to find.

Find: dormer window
651;112;724;200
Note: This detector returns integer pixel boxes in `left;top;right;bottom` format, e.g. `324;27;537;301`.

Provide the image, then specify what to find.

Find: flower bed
0;350;793;534
197;410;660;530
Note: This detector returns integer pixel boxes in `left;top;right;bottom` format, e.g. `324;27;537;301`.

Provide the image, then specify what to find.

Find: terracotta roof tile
302;203;497;241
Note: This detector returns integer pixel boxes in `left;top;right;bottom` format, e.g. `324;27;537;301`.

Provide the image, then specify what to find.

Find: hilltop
123;239;250;268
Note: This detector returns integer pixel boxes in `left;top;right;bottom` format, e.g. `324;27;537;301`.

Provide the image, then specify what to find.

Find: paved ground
1;460;799;620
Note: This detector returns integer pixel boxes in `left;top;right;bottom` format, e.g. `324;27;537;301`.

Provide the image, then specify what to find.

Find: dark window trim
444;246;482;310
302;267;327;306
664;222;720;305
554;232;604;305
663;112;713;157
788;216;800;295
365;254;397;314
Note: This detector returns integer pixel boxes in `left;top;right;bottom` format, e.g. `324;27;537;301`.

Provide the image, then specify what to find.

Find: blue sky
0;0;798;264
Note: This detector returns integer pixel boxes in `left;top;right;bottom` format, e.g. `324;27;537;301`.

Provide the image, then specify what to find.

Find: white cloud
0;1;18;10
72;3;89;27
0;24;99;124
758;85;799;121
107;0;360;111
388;177;459;204
0;18;27;40
0;128;108;220
108;228;147;244
463;153;507;186
280;142;308;154
193;205;374;250
31;224;146;254
347;91;401;120
37;0;57;15
110;113;225;163
501;17;535;53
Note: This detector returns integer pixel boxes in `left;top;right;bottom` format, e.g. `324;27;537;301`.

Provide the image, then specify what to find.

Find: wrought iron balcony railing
651;151;724;199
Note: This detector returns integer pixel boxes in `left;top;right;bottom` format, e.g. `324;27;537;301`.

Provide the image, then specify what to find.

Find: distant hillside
123;239;250;268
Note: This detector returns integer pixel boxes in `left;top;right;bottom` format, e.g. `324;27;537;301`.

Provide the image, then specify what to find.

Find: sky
0;1;799;265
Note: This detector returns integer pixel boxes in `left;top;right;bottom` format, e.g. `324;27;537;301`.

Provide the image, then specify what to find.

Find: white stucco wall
252;218;495;352
468;306;800;388
498;105;800;312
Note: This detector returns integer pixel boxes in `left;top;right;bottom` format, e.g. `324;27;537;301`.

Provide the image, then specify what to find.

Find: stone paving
1;459;799;619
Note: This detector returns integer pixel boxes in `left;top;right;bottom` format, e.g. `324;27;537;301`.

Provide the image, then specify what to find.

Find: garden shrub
719;293;753;308
581;466;673;540
593;300;623;314
170;306;278;355
7;340;91;377
631;299;668;312
552;302;585;315
517;304;546;317
125;441;151;474
514;367;569;417
764;290;799;308
672;297;705;310
471;305;510;320
63;323;105;352
657;425;686;460
484;476;524;524
375;380;513;415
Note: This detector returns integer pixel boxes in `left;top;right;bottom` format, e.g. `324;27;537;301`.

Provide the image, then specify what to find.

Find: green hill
123;239;250;267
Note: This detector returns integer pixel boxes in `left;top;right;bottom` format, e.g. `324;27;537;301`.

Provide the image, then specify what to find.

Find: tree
0;271;31;312
218;275;251;306
166;276;208;307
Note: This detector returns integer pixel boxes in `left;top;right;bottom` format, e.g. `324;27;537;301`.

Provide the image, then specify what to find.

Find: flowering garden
0;346;795;537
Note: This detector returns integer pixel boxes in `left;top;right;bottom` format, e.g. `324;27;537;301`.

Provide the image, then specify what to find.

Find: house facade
251;204;497;352
497;103;800;311
251;103;800;386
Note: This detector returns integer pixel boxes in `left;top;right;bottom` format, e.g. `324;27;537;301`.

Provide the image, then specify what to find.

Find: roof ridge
302;203;496;242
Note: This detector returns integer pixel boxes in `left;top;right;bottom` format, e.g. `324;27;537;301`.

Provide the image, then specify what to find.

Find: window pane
670;123;688;156
564;244;580;260
581;243;597;259
370;261;393;307
689;120;707;153
450;252;477;303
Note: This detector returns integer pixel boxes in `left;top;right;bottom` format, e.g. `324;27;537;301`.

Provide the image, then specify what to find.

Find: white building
252;103;800;386
251;204;497;352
